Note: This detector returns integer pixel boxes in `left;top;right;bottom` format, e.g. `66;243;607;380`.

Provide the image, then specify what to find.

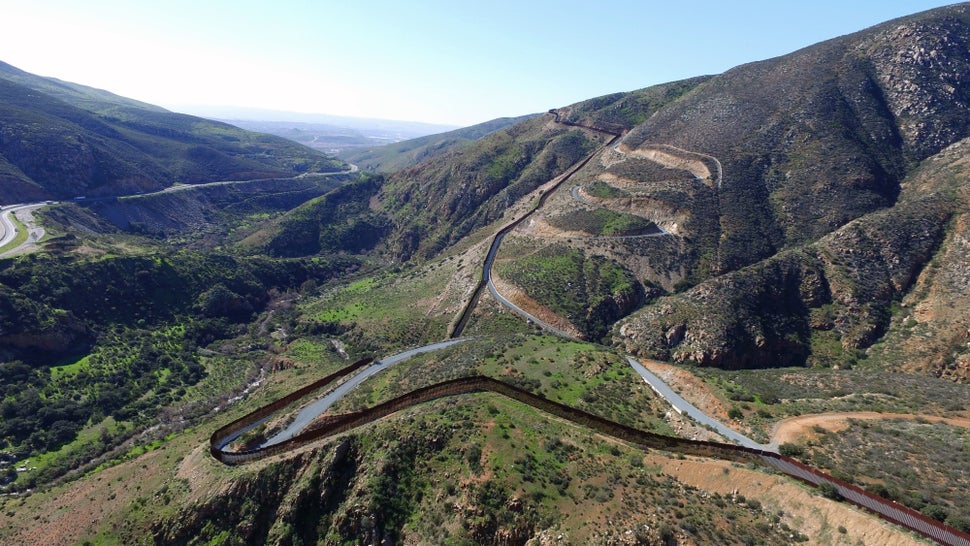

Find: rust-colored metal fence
210;367;970;546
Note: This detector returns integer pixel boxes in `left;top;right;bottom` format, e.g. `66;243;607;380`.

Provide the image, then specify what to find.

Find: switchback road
208;112;969;545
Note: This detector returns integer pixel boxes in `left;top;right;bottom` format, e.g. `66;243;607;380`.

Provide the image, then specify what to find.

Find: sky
0;0;960;126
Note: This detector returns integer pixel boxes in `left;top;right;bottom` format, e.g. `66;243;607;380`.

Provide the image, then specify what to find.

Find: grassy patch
494;244;641;340
583;180;630;198
299;265;457;352
49;354;91;380
285;339;337;366
547;208;658;236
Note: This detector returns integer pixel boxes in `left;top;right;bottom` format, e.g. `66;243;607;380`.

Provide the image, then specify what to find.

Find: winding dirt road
770;411;970;447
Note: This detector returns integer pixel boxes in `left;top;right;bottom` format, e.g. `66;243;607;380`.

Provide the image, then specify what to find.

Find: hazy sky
0;1;959;126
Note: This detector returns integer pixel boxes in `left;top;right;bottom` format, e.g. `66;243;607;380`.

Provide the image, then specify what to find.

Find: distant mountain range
336;114;536;172
174;105;465;156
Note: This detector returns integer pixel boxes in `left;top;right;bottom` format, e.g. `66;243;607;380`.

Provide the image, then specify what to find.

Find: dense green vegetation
0;250;361;488
244;175;392;258
0;252;358;329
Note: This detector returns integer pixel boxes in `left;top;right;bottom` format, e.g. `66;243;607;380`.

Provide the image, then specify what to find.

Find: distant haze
197;107;465;155
0;0;958;125
175;105;459;134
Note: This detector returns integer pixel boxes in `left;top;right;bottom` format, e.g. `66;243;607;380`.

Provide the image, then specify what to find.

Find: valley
2;4;970;546
207;112;968;544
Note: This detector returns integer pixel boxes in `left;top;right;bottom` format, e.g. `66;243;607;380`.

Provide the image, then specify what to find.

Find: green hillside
0;62;345;203
2;5;970;546
337;114;536;173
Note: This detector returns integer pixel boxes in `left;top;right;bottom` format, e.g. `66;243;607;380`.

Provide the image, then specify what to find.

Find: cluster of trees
0;326;203;455
0;250;361;466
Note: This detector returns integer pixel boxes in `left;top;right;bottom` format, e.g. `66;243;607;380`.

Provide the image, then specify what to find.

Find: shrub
817;481;841;501
778;443;804;457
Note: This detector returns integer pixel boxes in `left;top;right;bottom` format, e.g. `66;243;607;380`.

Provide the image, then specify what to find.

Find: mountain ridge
0;61;346;203
2;4;970;545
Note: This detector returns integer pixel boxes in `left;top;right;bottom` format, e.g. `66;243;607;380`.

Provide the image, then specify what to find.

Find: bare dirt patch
770;411;970;446
2;447;170;546
618;145;712;180
516;215;588;239
656;456;927;546
640;359;732;423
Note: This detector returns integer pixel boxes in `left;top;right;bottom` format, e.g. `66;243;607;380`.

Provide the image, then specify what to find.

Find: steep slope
0;60;167;115
615;153;957;370
355;4;970;371
562;4;970;276
239;175;393;258
243;5;970;369
375;78;706;262
337;114;536;173
5;5;970;546
610;5;970;372
0;62;345;203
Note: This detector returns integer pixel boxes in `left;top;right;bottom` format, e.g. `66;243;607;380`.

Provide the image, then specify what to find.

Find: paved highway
0;206;19;248
149;165;359;196
625;356;769;450
0;165;358;258
0;203;49;257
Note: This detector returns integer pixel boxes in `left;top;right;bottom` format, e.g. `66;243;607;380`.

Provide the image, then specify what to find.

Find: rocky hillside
0;61;345;203
319;4;970;374
610;5;970;373
5;7;970;545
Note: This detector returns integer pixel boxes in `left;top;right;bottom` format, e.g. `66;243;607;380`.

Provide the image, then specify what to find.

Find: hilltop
0;61;345;203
